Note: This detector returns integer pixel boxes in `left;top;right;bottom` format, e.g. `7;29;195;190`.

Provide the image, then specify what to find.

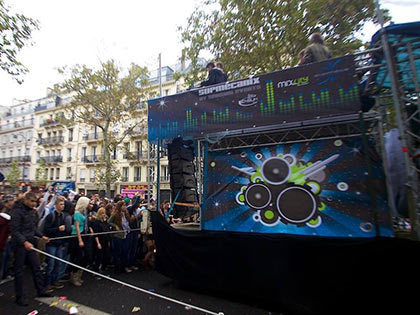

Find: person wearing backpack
43;197;72;293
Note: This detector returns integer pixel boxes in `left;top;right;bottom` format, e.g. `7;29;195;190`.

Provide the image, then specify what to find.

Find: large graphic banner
203;137;393;238
148;55;360;141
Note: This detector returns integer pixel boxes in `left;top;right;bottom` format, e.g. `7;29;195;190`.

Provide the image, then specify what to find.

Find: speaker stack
168;137;198;219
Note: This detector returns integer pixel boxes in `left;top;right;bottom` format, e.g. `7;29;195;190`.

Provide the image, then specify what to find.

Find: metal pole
375;0;419;240
156;138;161;212
147;141;151;209
158;53;162;98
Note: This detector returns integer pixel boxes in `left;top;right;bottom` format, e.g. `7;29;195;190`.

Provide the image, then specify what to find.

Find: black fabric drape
152;211;420;313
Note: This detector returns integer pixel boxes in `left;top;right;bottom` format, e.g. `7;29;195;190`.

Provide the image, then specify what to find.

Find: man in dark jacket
300;33;332;65
11;192;52;306
200;62;228;87
43;196;72;292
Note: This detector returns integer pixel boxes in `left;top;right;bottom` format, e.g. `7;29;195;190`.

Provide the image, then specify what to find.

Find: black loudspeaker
169;159;195;174
167;138;199;219
172;188;197;203
171;174;196;189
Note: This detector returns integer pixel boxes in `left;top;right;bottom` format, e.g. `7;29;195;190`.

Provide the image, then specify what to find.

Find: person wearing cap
3;195;15;214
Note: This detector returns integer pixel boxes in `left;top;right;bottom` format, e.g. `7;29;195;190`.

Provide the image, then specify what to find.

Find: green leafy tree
0;0;39;83
35;158;48;187
7;159;21;192
179;0;390;86
55;59;154;197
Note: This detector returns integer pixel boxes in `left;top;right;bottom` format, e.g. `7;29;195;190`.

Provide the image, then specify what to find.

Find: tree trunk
103;123;112;198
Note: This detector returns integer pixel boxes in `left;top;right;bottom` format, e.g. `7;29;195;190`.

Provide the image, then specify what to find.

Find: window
37;152;41;162
82;147;87;158
67;148;72;161
66;167;72;179
50;168;54;180
134;167;141;181
92;146;97;158
122;167;129;182
17;149;21;157
112;148;117;160
161;166;168;181
90;169;95;182
68;129;73;142
80;169;86;182
56;168;60;180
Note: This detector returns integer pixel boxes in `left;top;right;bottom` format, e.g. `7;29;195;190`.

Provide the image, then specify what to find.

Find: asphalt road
0;266;284;315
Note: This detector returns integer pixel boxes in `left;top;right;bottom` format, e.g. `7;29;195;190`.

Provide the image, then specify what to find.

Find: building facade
0;65;182;198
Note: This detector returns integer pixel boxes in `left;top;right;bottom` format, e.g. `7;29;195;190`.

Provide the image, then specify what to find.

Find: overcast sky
0;0;419;106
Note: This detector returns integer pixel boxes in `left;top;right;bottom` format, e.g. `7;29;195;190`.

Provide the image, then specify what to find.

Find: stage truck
146;21;420;313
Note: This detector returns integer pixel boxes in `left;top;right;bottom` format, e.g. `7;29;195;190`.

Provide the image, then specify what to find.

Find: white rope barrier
31;247;224;315
38;228;142;241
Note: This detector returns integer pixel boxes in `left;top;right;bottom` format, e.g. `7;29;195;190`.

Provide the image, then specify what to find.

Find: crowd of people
0;187;162;306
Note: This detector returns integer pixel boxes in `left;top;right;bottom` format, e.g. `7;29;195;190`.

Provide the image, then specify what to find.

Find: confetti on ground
59;296;67;301
27;311;38;315
69;306;78;314
50;301;58;307
132;306;141;312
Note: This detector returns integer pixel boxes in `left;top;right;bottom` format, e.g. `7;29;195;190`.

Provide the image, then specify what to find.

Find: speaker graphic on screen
168;137;198;219
235;154;333;227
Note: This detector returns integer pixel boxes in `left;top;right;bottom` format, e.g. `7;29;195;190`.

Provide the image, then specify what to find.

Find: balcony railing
123;152;144;160
0;156;31;164
82;133;103;141
0;119;34;131
80;178;86;183
160;176;170;182
81;155;102;163
37;156;63;163
39;136;64;145
40;119;62;127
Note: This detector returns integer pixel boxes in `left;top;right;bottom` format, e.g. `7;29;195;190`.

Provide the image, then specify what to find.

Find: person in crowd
105;203;114;219
299;32;332;65
90;208;113;273
0;201;11;297
140;204;155;269
215;61;228;82
57;201;74;284
11;192;52;306
159;201;181;224
43;196;72;292
1;195;14;282
69;196;89;287
3;195;15;214
126;194;142;271
200;62;228;87
108;201;132;274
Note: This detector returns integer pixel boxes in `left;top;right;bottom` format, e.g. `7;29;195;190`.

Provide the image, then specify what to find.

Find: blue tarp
371;21;420;91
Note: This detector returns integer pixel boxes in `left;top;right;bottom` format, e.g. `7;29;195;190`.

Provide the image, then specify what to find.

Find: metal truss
208;113;379;151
